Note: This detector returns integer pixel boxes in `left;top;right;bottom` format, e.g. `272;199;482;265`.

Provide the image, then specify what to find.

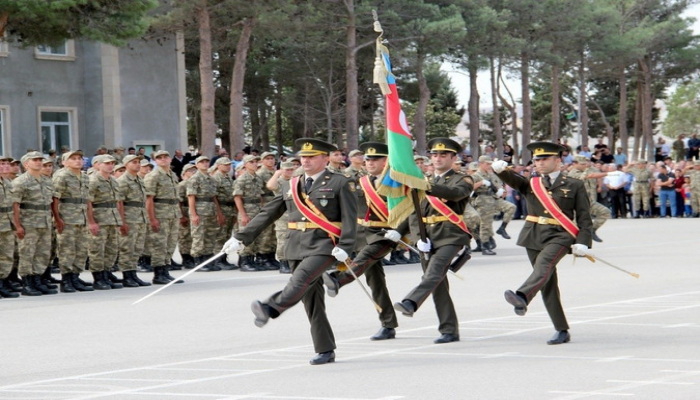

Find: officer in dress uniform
393;138;473;344
223;138;357;365
322;142;400;341
495;142;593;345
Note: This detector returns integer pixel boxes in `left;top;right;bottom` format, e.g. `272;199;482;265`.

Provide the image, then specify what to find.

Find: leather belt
636;180;649;183
242;198;262;204
0;206;12;213
180;201;188;207
357;218;391;228
60;198;86;204
288;221;342;231
153;198;178;205
196;197;214;202
92;202;116;209
422;215;462;224
20;203;50;211
123;201;144;207
525;215;561;226
220;201;236;207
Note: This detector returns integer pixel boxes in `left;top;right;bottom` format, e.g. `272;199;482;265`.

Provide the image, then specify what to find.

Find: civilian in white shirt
604;164;629;218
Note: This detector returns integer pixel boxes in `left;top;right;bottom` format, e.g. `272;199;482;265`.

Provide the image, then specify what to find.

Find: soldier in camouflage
463;162;482;250
683;159;700;217
256;152;280;270
471;155;498;255
87;155;125;290
327;149;346;174
51;150;95;293
211;157;238;270
625;159;654;218
568;155;611;241
12;151;57;296
0;156;19;298
344;149;366;179
40;158;61;289
233;154;270;271
265;161;296;274
138;158;154;272
116;154;152;287
187;155;225;272
177;164;197;268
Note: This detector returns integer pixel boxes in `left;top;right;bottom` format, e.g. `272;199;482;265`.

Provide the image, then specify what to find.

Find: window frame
34;40;76;61
0;106;11;156
37;107;79;153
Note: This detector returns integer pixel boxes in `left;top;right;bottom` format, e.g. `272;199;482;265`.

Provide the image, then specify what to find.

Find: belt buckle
538;216;549;225
297;221;307;231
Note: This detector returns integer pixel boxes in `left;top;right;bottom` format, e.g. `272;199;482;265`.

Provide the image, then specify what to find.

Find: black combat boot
496;222;511;239
106;270;123;284
407;250;421;264
255;254;276;270
42;266;61;285
91;271;111;290
60;273;77;293
162;265;184;283
32;275;58;295
152;266;170;285
7;269;23;292
482;241;496;256
121;270;140;288
51;257;60;273
182;254;196;269
473;238;483;252
71;273;94;291
0;278;20;298
21;276;42;296
138;256;153;272
265;253;281;270
216;254;239;270
591;229;603;243
130;270;152;287
170;258;183;270
279;260;291;274
239;255;258;272
196;255;217;272
394;250;410;264
488;236;497;249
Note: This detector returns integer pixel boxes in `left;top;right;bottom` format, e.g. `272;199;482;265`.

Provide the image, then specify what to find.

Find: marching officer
393;138;473;344
496;142;592;345
223;138;357;365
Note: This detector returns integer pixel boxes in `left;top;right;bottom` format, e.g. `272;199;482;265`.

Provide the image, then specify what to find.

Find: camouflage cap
114;146;125;151
20;151;45;164
182;164;197;174
478;155;493;163
60;145;70;151
140;159;152;167
152;150;170;158
9;158;20;164
214;157;232;166
195;155;210;164
42;157;53;165
287;157;300;164
97;144;108;151
468;161;479;171
348;149;364;158
260;151;276;160
636;158;647;164
280;161;295;169
93;154;116;164
114;163;126;171
0;155;11;162
243;154;260;163
62;150;84;161
573;155;589;163
122;154;143;165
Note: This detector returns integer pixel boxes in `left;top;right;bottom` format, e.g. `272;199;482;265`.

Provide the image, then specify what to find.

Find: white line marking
550;391;633;397
607;380;695;385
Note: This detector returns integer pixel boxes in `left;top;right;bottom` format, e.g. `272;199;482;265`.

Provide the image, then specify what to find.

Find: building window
0;107;7;155
39;109;76;152
34;40;75;61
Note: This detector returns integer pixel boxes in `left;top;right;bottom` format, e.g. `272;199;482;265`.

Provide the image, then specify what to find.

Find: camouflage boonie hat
214;157;232;166
122;154;143;165
152;150;170;158
20;151;45;164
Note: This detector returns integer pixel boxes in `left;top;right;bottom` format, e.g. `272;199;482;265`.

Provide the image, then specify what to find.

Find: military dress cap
140;159;152;167
348;149;364;158
427;137;462;154
182;164;196;173
526;141;564;160
122;154;143;165
242;154;260;163
62;150;84;161
214;157;232;166
280;161;295;169
260;151;276;160
20;151;45;164
359;142;388;157
478;155;493;163
295;138;338;156
152;150;171;158
195;155;210;164
573;155;589;163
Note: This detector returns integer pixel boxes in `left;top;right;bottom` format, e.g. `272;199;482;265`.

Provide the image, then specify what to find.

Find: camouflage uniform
567;167;610;229
462;203;480;234
488;171;516;223
117;172;148;271
256;167;277;255
177;179;192;256
232;171;265;257
472;170;497;244
344;165;366;180
52;167;90;275
212;170;236;251
327;164;345;174
0;177;14;279
187;170;220;257
88;173;122;272
272;175;291;261
629;166;653;214
12;173;53;276
144;167;181;267
686;167;700;215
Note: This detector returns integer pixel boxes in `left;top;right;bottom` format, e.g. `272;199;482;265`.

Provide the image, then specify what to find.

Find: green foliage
663;79;700;137
1;0;157;46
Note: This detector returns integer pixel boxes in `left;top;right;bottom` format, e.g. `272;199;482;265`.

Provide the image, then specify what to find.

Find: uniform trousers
336;240;397;329
148;218;179;267
590;202;611;230
0;230;15;278
18;227;51;276
265;255;337;353
518;244;570;331
403;244;461;336
118;222;146;271
88;225;119;272
57;224;89;274
190;214;218;257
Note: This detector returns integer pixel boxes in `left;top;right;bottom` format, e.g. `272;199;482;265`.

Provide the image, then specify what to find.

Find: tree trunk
551;63;561;143
344;0;358;150
229;18;255;155
579;54;589;147
521;51;532;164
489;56;503;159
0;12;9;39
414;49;430;155
275;87;284;155
498;62;519;164
467;62;480;157
588;96;614;148
197;0;216;158
633;78;643;160
639;56;655;160
618;65;629;156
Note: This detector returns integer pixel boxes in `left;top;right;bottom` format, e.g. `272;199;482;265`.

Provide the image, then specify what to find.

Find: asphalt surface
1;217;699;400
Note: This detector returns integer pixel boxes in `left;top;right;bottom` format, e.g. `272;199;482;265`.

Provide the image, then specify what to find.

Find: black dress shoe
322;272;339;297
434;333;459;344
547;330;571;345
251;300;270;327
504;290;527;316
370;327;396;341
309;351;335;365
393;300;415;317
591;229;603;243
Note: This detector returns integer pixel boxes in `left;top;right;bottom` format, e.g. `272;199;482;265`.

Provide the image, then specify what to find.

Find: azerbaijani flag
374;41;428;228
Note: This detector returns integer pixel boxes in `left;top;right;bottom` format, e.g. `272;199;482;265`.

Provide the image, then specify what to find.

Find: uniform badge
560;188;570;197
348;182;356;192
320;199;329;207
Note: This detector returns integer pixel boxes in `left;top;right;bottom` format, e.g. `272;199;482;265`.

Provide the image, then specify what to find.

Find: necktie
305;177;314;193
544;174;552;188
370;175;377;187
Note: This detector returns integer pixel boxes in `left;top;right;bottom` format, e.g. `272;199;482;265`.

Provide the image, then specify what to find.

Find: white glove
331;247;349;262
571;244;590;257
417;238;432;252
482;179;491;187
384;230;401;242
222;237;242;255
492;159;508;173
496;188;505;197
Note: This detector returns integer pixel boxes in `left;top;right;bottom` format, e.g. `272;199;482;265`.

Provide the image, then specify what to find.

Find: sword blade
590;254;640;279
132;251;225;305
342;258;382;313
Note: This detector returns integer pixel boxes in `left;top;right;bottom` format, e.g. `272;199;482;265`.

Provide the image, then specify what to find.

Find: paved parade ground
1;218;699;399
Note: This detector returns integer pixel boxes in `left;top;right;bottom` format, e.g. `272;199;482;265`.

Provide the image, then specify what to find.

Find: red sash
425;195;470;235
530;176;579;237
359;175;389;222
290;176;342;239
